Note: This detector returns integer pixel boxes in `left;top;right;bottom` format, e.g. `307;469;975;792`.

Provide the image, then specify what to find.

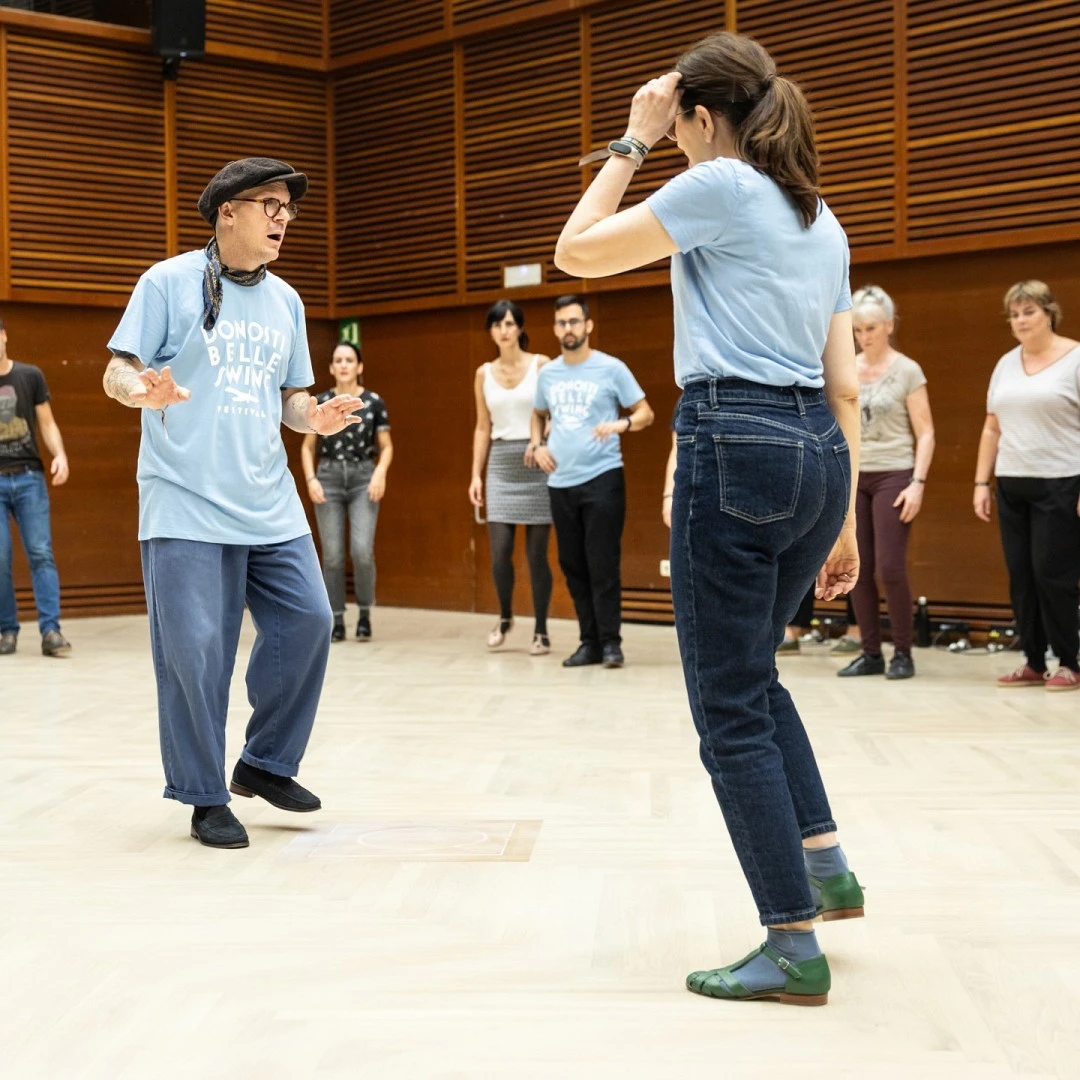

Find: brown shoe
41;630;71;657
1045;667;1080;693
0;632;16;656
996;665;1047;688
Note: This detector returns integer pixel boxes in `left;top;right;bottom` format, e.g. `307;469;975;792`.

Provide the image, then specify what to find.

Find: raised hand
307;394;363;436
134;365;191;409
626;71;683;149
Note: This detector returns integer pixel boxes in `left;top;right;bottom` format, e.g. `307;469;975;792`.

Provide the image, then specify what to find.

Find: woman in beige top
838;286;935;680
974;280;1080;691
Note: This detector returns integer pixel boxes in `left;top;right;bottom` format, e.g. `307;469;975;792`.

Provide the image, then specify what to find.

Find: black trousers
997;475;1080;672
549;467;626;647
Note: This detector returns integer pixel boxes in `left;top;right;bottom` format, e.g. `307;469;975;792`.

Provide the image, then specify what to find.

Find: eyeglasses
665;108;696;142
230;197;300;221
555;318;585;329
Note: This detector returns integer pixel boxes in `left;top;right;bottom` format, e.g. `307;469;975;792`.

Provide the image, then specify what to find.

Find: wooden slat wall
6;33;167;297
739;0;899;257
334;50;457;307
328;0;444;56
462;20;581;294
906;0;1080;254
206;0;324;60
175;59;330;311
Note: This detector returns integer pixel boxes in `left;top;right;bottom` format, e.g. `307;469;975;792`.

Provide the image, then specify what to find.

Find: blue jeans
313;459;379;615
0;468;61;635
141;535;332;806
671;379;850;926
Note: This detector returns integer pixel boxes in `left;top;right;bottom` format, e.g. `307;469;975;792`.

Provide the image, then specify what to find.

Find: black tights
489;523;552;635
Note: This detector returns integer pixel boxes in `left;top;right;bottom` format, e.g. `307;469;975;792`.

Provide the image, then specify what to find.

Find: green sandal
686;944;830;1006
812;870;865;922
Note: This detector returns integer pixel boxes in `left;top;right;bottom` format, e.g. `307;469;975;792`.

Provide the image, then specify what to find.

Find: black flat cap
198;157;308;224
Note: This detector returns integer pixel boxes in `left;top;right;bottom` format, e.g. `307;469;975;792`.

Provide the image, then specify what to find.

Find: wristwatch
578;138;646;169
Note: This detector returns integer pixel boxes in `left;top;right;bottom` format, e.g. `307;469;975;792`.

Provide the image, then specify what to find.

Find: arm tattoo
104;352;145;407
281;390;317;433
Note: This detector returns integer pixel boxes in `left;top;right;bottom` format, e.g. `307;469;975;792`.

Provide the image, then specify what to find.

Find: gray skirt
486;438;552;525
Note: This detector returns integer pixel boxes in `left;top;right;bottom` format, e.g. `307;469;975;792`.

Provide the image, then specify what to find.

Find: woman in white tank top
469;301;554;655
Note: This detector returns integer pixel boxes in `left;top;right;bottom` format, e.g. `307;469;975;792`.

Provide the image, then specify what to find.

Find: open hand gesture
307;394;363;436
134;366;191;410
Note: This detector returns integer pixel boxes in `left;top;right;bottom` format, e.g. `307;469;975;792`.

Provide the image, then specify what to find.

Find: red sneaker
1045;668;1080;693
996;665;1048;688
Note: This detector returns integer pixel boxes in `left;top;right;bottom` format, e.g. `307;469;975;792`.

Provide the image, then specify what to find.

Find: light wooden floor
2;609;1078;1079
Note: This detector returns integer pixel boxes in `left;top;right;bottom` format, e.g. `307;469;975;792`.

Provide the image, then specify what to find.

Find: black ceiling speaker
152;0;206;79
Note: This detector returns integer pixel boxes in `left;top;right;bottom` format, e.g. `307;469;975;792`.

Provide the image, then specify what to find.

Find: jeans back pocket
713;434;804;524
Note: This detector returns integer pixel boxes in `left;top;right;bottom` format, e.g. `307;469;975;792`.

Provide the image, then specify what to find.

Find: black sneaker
356;614;372;641
562;643;602;668
837;653;886;677
602;643;625;668
229;759;321;812
331;620;346;643
0;632;16;656
41;630;71;657
190;804;249;849
886;652;915;680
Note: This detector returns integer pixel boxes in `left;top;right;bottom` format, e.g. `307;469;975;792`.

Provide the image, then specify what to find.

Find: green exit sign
338;318;360;347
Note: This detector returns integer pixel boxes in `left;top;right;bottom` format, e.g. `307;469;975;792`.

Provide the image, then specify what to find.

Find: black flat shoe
331;621;346;643
562;643;602;668
356;615;371;641
837;653;886;677
602;643;625;669
886;652;915;680
229;759;322;812
190;804;249;848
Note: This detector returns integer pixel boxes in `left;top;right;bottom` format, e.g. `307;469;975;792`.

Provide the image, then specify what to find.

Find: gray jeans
313;459;379;615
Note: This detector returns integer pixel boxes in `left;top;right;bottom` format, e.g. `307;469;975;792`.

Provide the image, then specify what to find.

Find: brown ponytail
675;32;821;228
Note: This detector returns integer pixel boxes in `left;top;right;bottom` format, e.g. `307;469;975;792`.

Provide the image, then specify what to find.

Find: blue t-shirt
647;158;852;389
108;250;314;544
534;350;645;489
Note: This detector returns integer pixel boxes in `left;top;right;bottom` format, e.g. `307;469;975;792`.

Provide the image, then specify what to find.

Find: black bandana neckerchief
202;237;267;331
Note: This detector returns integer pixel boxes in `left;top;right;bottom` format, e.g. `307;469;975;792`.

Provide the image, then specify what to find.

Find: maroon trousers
851;470;914;655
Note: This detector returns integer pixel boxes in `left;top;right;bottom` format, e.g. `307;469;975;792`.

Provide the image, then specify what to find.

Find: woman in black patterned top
301;341;393;641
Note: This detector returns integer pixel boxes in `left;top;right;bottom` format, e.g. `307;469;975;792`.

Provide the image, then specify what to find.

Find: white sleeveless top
484;356;539;441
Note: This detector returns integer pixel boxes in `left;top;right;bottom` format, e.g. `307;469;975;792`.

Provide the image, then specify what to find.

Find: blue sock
804;843;849;907
731;928;822;993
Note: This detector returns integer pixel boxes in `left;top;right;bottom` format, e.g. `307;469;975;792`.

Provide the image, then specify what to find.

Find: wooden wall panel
206;0;323;60
175;59;330;312
451;0;557;28
462;19;581;294
5;33;167;297
739;0;898;256
588;0;728;282
333;49;458;308
906;0;1080;254
328;0;443;57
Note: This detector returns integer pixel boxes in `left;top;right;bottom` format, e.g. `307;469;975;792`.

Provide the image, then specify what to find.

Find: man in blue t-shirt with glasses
531;295;654;669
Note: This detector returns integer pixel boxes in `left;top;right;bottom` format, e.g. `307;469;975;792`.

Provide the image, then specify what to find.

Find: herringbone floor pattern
2;610;1077;1078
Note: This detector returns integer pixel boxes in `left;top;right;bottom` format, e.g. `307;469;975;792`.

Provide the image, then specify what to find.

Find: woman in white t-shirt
837;286;935;681
974;280;1080;691
555;32;862;1006
469;301;554;655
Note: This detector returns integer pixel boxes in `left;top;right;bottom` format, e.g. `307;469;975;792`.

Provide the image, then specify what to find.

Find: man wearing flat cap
104;157;361;849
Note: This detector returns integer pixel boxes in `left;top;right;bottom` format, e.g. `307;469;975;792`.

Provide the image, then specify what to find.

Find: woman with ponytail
556;32;862;1006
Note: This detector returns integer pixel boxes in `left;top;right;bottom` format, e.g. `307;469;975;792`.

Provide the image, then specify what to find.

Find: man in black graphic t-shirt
0;317;71;657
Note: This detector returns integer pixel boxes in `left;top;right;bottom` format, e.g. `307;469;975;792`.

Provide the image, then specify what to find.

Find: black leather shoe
229;759;321;812
331;620;346;643
0;632;16;656
41;630;71;657
356;614;372;641
190;804;249;848
602;643;625;668
886;651;915;680
562;643;602;668
837;653;886;677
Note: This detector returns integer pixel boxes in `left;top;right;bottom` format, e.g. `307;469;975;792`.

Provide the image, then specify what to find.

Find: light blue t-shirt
534;350;645;489
108;249;314;544
647;158;852;389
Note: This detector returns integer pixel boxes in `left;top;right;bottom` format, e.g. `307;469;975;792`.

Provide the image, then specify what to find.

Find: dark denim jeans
671;379;850;926
0;467;61;636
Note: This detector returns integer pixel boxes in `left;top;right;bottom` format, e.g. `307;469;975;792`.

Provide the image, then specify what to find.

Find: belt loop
708;378;719;409
793;387;806;417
